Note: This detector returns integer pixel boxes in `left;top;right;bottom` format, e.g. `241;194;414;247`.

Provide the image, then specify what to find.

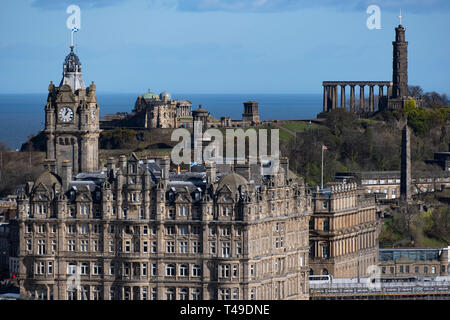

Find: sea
0;93;322;150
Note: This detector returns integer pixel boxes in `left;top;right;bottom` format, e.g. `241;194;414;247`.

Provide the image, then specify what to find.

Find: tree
408;85;423;99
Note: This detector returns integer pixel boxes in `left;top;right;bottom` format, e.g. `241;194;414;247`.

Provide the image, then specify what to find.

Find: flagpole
321;146;324;190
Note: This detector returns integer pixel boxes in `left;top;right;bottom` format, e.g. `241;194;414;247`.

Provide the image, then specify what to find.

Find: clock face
59;107;74;123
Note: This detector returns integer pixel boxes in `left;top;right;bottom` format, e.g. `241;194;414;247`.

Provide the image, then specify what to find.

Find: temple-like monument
319;16;413;117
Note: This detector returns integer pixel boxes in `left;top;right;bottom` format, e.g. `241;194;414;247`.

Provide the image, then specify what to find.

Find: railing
310;281;450;295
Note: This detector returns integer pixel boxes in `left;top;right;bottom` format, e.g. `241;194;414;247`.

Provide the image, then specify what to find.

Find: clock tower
44;45;100;175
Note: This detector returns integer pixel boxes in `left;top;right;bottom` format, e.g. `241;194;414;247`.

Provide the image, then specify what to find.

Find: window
222;242;231;257
79;224;89;234
219;289;231;300
124;263;130;276
143;226;148;235
109;263;115;276
67;262;77;275
125;241;131;253
37;261;45;275
192;288;201;300
81;262;89;275
322;245;329;259
432;266;436;274
415;266;419;274
179;288;188;300
193;265;202;277
93;287;101;300
47;261;53;274
93;240;99;252
166;241;175;253
166;226;175;235
192;241;202;254
152;241;157;253
37;240;46;255
232;288;239;300
399;265;404;273
166;288;175;300
220;265;230;278
142;263;147;276
68;240;75;252
93;263;102;275
232;264;238;277
80;240;89;252
141;287;147;300
26;239;32;251
210;242;216;254
151;288;157;300
250;264;255;277
143;241;148;253
424;266;428;274
166;264;176;276
222;227;231;236
179;225;188;235
152;264;157;276
179;264;189;277
179;241;188;254
93;225;101;234
236;242;242;255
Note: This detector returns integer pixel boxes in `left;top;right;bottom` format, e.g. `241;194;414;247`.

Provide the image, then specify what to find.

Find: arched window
322;269;329;275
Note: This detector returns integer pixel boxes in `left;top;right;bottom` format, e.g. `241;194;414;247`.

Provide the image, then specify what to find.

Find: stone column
340;85;346;109
323;85;328;112
350;85;355;112
332;86;338;110
359;86;365;112
369;85;374;112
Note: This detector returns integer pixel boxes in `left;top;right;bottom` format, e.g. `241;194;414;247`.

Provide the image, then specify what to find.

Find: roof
142;89;159;100
218;172;248;192
34;171;61;188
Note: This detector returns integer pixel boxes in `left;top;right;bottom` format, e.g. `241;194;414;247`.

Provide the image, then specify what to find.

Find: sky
0;0;449;94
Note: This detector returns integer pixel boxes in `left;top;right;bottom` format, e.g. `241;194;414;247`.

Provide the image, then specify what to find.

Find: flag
322;145;328;150
72;26;79;32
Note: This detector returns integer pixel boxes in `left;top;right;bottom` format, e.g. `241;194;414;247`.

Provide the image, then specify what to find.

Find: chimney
160;157;170;181
107;157;115;178
61;160;72;191
280;157;289;176
205;161;216;185
44;159;57;174
119;155;127;173
235;162;251;181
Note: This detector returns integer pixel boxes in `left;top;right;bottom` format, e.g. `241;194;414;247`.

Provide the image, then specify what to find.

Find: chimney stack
205;161;217;185
61;160;72;191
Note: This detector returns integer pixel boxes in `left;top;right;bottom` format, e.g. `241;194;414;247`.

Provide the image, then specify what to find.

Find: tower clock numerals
59;107;74;123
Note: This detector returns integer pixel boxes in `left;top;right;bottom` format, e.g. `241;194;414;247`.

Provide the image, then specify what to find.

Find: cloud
151;0;450;13
31;0;123;10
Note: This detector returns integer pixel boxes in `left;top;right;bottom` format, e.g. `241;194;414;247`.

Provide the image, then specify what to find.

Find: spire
398;9;403;26
59;45;85;92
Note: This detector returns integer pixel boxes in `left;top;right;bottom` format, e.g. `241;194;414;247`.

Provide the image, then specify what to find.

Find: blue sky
0;0;449;94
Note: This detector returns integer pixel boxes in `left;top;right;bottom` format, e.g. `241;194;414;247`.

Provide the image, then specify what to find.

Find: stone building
133;90;192;128
17;154;312;300
379;248;448;278
335;171;450;201
44;45;100;176
308;183;381;278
